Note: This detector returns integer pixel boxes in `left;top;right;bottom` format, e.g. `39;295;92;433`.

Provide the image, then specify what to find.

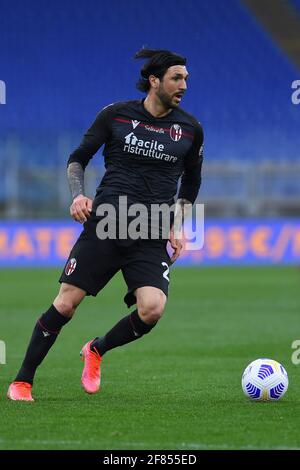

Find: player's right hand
70;194;93;223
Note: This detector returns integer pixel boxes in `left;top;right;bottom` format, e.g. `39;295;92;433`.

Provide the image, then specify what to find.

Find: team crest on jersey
169;124;182;142
65;258;77;276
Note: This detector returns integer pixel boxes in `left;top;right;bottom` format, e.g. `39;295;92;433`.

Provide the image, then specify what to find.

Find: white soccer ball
241;358;288;401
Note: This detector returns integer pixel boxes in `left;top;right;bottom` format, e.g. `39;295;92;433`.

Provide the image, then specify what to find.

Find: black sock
15;304;71;385
91;309;156;356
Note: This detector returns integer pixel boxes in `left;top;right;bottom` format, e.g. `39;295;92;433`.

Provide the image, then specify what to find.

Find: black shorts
59;216;171;307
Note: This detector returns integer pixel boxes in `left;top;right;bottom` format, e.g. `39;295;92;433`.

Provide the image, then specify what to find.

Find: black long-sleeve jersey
68;99;204;211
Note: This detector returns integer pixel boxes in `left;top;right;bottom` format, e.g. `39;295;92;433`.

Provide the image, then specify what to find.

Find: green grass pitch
0;266;300;450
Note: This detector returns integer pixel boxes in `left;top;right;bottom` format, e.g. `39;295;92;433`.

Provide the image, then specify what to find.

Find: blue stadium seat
1;0;299;165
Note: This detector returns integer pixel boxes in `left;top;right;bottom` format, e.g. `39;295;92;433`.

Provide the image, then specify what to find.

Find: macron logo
132;120;140;129
42;331;50;338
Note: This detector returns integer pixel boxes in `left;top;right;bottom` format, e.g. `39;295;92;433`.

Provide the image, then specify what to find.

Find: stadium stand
289;0;300;13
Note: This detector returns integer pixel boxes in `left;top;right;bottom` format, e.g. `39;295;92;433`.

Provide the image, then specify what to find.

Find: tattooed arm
66;105;114;223
67;162;92;223
67;162;85;199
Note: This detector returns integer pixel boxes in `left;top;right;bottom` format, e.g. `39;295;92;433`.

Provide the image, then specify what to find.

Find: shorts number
161;262;170;282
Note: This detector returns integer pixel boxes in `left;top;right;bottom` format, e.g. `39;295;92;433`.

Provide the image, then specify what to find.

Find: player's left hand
169;227;183;264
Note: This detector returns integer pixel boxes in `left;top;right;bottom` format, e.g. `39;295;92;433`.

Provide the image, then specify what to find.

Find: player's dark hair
134;48;186;93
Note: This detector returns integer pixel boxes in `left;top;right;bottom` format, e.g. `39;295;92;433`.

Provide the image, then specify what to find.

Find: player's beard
156;84;178;110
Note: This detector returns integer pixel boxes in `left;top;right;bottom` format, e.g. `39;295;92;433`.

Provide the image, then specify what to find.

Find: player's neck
143;95;172;118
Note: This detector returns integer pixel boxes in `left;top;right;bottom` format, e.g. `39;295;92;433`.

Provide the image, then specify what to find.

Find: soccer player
7;49;204;401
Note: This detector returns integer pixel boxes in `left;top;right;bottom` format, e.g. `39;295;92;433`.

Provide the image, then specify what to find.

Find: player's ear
149;75;159;89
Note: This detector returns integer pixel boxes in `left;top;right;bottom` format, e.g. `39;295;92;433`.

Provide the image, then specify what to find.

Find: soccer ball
241;358;288;401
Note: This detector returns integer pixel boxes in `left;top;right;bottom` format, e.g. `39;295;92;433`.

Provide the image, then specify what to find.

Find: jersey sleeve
178;123;204;204
67;104;115;169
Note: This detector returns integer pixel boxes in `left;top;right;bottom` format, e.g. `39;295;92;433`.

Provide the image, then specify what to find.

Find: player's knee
138;297;166;324
53;284;85;318
53;297;79;318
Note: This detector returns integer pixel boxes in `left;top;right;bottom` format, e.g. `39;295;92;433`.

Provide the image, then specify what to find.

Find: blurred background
1;0;300;451
0;0;300;266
